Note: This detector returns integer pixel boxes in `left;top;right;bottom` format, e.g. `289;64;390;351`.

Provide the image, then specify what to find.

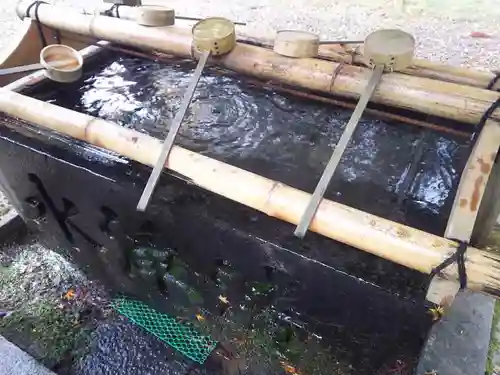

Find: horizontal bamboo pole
16;2;500;125
316;44;496;89
89;5;497;90
63;31;470;139
1;89;500;298
235;35;496;89
240;35;496;88
215;67;470;138
235;35;495;87
133;24;496;89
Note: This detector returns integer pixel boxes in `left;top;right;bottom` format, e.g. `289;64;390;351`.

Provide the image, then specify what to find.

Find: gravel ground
0;0;499;68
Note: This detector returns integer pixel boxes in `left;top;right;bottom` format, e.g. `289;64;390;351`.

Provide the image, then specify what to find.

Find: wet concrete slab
0;336;55;375
417;290;494;375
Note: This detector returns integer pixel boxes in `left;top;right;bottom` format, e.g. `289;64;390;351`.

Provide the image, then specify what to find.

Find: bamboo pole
241;78;470;138
62;32;470;138
16;2;500;125
4;41;105;92
88;4;498;89
445;120;500;242
60;29;469;138
1;89;500;298
317;43;496;89
425;119;500;306
223;33;496;89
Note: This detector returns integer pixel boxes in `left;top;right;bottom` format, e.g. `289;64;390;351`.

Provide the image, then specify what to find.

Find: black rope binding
53;29;62;45
25;1;49;47
104;4;122;19
430;94;500;290
470;95;500;146
431;240;468;289
487;71;500;91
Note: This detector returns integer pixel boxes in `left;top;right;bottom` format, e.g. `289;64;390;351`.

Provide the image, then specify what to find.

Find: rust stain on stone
477;157;491;174
459;198;468;208
470;175;485;212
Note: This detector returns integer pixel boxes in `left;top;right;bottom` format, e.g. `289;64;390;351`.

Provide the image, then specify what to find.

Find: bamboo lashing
295;29;415;238
1;89;500;297
137;17;236;211
16;1;500;125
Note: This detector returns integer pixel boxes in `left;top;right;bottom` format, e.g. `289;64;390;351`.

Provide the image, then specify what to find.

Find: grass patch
486;301;500;375
0;300;90;368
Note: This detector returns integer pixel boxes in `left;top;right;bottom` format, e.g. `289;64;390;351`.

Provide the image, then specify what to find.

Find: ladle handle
137;50;210;211
294;64;384;238
318;40;364;45
176;15;246;26
0;60;75;76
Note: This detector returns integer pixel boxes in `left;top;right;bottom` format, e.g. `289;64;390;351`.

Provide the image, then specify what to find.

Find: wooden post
15;1;500;125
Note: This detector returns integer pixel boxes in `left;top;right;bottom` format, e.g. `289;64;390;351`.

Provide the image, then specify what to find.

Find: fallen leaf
63;289;76;300
195;314;205;322
280;361;301;375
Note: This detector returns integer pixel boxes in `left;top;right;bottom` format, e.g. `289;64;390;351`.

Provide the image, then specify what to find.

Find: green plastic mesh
112;297;217;364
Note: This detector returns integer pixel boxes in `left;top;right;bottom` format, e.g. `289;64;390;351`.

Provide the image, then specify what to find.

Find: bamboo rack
90;3;498;90
317;43;497;89
1;89;500;298
16;2;500;126
235;34;496;89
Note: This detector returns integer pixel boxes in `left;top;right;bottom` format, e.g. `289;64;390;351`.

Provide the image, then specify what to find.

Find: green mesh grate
112;297;217;364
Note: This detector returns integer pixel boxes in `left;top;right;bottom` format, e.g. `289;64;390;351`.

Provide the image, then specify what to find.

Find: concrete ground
0;0;500;374
0;336;55;375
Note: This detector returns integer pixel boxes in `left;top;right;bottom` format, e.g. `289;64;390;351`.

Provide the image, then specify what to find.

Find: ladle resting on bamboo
15;1;500;125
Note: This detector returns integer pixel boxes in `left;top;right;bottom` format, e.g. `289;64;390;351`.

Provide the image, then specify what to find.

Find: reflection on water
37;53;470;234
